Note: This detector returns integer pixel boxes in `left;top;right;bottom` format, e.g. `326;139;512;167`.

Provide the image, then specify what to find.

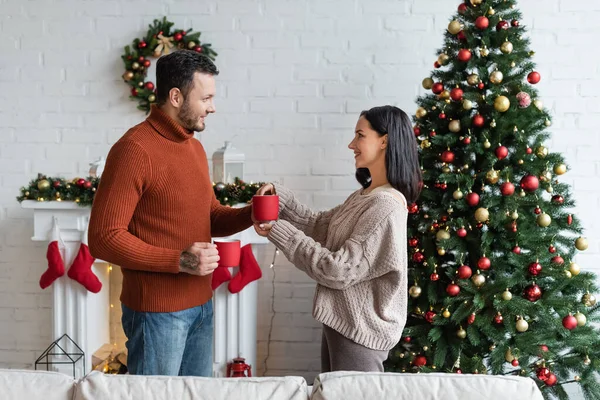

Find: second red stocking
228;244;262;294
67;226;102;293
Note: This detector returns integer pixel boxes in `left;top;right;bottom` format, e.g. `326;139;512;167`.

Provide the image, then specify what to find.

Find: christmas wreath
17;175;261;207
121;17;218;113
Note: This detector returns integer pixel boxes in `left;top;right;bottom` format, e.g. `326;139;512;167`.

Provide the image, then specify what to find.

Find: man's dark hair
156;50;219;106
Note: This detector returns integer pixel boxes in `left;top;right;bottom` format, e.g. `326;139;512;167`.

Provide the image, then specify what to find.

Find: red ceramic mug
252;195;279;221
214;239;241;267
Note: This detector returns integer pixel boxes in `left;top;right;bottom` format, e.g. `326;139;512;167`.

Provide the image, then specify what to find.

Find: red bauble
526;147;533;154
413;126;421;136
551;256;564;265
440;216;448;222
496;20;510;31
403;336;411;343
511;19;520;27
472;114;485;127
552;195;564;204
495;145;508;160
540;345;549;352
76;178;86;187
52;180;61;188
434;61;441;69
439;183;448;190
477;257;491;270
500;182;515;196
534;207;542;215
408;237;419;247
194;45;203;53
413;355;427;367
446;283;460;296
456;369;463;374
441;150;455;163
83;181;92;189
412;252;425;263
138;40;147;49
408;203;419;214
545;373;557;386
429;129;436;137
457;31;467;41
567;214;573;225
478;82;485;89
143;60;151;68
131;88;139;97
511;222;518;233
457;265;472;279
463;136;471;144
174;32;183;42
458;3;467;13
475;16;489;30
494;313;503;324
439;113;446;119
465;192;480;207
145;82;155;90
430;273;440;281
549;245;556;253
458;49;472;62
138;56;145;62
527;71;541;84
520;175;539;192
524;284;543;302
513;246;521;254
450;87;464;101
528;262;542;276
425;311;437;323
467;313;476;324
512;359;520;367
563;315;577;330
457;228;467;238
537;367;551;381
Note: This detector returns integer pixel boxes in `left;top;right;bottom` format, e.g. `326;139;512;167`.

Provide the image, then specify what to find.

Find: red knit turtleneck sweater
89;105;252;312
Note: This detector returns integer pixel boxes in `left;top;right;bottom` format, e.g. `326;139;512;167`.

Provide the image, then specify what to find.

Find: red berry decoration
138;40;147;49
456;369;462;374
441;150;455;163
495;145;508;160
562;315;577;330
457;265;472;279
524;284;543;302
513;246;521;254
512;359;519;367
446;283;460;296
457;228;467;238
496;20;509;31
511;19;520;27
413;355;427;367
174;32;183;41
520;175;539;192
465;192;480;207
145;82;155;90
545;373;557;386
478;82;485;89
83;181;92;189
425;311;437;323
500;182;515;196
477;256;491;270
76;178;86;187
194;45;203;53
408;203;419;214
450;87;464;101
527;71;541;84
472;114;485;127
412;252;425;263
458;49;472;62
475;16;489;30
528;261;542;276
408;237;419;247
143;60;151;68
53;181;61;188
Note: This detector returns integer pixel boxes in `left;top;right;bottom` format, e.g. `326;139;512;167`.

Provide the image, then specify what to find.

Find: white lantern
212;141;245;184
89;157;106;178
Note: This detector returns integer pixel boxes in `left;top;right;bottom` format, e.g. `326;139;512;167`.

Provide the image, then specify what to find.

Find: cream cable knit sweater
267;183;408;351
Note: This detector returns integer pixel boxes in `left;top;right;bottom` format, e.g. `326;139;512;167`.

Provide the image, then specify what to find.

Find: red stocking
67;227;102;293
228;244;262;294
211;267;232;290
40;218;65;289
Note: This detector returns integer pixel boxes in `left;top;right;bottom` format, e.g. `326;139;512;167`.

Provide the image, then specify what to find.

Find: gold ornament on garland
422;78;434;90
475;207;489;222
416;107;428;118
500;40;514;54
449;120;461;133
536;146;548;158
447;20;463;35
37;179;51;191
490;70;503;84
516;317;529;332
554;163;567;175
467;74;480;86
486;169;499;184
536;213;552;227
494;96;510;112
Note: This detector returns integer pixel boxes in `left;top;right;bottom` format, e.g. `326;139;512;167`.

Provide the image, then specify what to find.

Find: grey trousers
321;324;389;373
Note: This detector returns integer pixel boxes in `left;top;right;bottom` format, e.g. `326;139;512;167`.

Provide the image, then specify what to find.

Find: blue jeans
121;300;214;376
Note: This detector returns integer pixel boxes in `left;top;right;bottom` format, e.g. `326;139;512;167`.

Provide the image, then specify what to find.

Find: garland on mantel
17;174;263;207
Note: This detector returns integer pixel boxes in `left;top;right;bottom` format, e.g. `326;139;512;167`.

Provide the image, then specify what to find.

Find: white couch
0;368;544;400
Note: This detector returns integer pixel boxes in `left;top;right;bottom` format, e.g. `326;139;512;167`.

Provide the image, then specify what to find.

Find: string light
262;247;279;375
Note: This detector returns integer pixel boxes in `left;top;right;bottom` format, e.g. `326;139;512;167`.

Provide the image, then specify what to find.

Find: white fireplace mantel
22;200;268;378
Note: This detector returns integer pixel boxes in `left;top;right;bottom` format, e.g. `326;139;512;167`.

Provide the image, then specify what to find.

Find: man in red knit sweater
88;50;253;376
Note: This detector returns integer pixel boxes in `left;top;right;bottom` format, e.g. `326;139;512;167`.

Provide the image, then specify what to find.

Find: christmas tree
384;1;600;398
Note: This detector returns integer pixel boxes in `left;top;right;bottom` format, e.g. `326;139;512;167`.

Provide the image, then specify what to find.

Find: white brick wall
0;0;598;391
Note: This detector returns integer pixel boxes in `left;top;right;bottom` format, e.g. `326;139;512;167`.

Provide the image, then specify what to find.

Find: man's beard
178;99;205;132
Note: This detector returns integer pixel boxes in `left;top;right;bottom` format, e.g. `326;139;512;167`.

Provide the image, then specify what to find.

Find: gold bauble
442;166;451;173
489;344;496;351
490;70;504;84
534;99;543;111
540;170;552;182
536;146;548;158
536;213;552;227
494;96;510;112
582;293;597;307
519;190;526;197
437;248;446;256
438;53;450;66
436;230;451;241
483;139;491;149
423;346;429;351
575;237;588;251
511;211;519;220
422;78;434;90
467;74;480;86
488;7;495;15
486;169;499;184
490;119;497;128
510;61;516;68
443;309;451;318
475;207;489;222
138;81;144;87
480;46;490;57
518;159;524;165
131;62;140;70
470;0;483;5
502;289;513;301
37;179;51;191
456;328;467;339
449;120;461;133
570;262;581;276
500;41;514;54
575;312;587;327
554;163;567;175
505;348;514;362
546;185;553;193
462;99;473;110
420;139;431;149
187;41;196;49
472;273;486;287
448;20;463;35
122;71;134;81
416;107;427;118
440;90;450;100
453;189;464;200
584;357;591;366
545;119;552;127
516;318;529;332
565;271;572;279
148;94;156;102
575;376;581;382
24;191;30;196
409;285;422;298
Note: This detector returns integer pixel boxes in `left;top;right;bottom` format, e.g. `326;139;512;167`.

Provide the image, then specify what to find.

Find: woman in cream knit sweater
255;105;421;372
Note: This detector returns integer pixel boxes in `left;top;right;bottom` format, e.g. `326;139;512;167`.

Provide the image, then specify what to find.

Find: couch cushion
311;371;544;400
0;369;76;400
75;371;309;400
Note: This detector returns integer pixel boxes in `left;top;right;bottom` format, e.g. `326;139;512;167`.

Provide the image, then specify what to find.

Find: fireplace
22;200;267;378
